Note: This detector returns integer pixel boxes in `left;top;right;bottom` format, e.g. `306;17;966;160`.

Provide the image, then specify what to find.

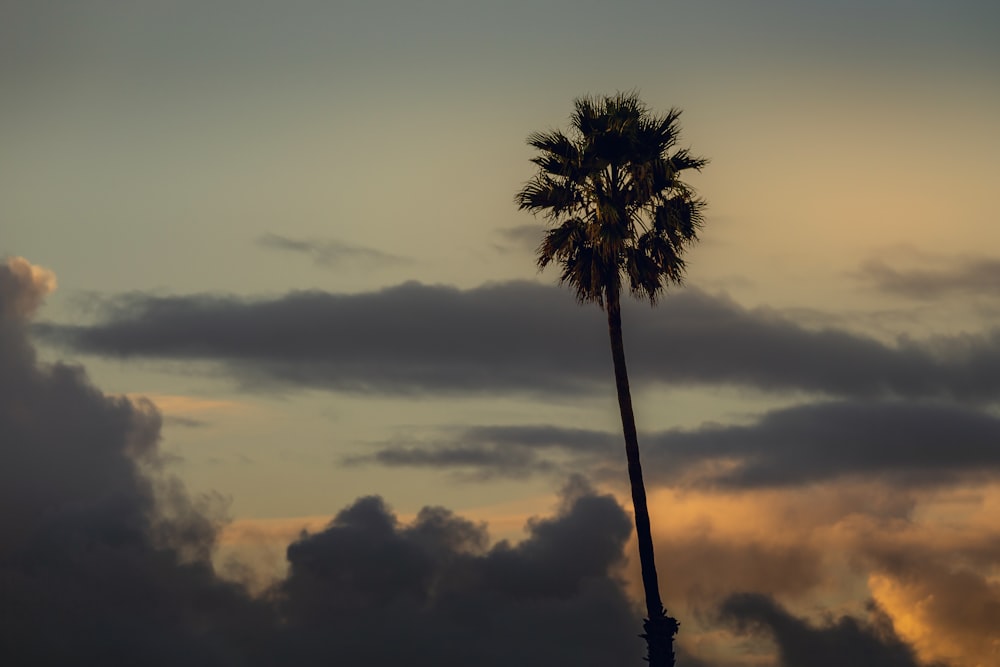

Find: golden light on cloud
123;393;246;418
0;256;57;318
215;515;336;592
626;481;1000;666
861;483;1000;667
220;515;335;547
455;492;558;543
869;568;1000;667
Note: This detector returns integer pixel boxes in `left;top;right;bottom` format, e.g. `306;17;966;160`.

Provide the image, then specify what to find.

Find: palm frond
515;92;707;309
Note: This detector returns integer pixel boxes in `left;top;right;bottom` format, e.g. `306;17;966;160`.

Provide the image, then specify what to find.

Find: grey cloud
164;415;211;428
257;233;407;268
0;260;275;666
4;259;968;666
347;425;617;479
36;280;1000;401
1;260;670;665
352;444;554;479
643;400;1000;489
858;257;1000;300
276;478;644;666
354;401;1000;490
719;593;942;667
494;224;544;253
38;281;612;396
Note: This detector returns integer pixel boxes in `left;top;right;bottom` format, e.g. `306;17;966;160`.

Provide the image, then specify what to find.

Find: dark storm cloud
719;593;941;667
0;260;667;666
37;280;1000;400
39;281;611;395
354;401;1000;489
275;478;645;666
0;258;274;666
859;257;1000;300
256;233;408;268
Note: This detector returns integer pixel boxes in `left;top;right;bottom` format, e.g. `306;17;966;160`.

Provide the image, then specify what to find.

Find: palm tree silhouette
516;92;707;667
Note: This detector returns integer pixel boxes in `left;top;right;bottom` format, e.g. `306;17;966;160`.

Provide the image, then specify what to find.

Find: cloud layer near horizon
15;260;1000;667
351;400;1000;490
6;257;982;666
1;257;649;665
37;280;1000;401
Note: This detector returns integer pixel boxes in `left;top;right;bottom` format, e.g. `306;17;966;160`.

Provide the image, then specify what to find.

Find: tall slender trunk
606;284;679;667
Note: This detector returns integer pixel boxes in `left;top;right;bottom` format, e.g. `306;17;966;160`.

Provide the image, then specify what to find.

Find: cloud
493;224;543;253
4;257;987;666
0;255;56;319
164;415;211;428
351;443;554;478
869;565;1000;667
858;256;1000;300
345;424;617;479
637;482;1000;667
640;400;1000;490
0;258;162;555
664;539;825;611
350;400;1000;490
36;280;1000;401
638;483;922;607
719;593;939;667
0;263;665;665
0;258;271;665
860;531;1000;667
257;233;407;268
125;393;244;428
274;477;645;666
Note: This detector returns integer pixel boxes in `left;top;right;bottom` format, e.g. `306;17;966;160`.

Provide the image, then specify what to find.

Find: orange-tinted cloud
622;482;1000;665
0;256;56;319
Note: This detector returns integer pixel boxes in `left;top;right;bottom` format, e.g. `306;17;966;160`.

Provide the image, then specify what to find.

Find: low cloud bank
720;593;940;667
2;258;644;665
352;401;1000;490
858;256;1000;301
0;258;962;665
38;280;1000;401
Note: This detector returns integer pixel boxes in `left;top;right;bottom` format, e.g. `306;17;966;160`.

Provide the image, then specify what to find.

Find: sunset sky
3;2;1000;665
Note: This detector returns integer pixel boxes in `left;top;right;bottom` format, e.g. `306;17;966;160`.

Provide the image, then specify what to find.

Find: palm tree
516;92;707;667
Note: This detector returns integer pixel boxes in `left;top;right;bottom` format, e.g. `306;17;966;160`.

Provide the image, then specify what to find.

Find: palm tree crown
516;92;707;307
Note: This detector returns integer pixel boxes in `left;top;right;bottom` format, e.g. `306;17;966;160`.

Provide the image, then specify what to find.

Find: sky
2;1;1000;665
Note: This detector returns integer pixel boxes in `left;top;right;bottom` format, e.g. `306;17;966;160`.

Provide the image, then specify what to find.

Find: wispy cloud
858;255;1000;300
345;424;616;479
121;393;245;428
256;233;408;268
492;224;543;254
349;400;1000;490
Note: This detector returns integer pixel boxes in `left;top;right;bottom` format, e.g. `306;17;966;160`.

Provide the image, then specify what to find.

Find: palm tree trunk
606;284;679;667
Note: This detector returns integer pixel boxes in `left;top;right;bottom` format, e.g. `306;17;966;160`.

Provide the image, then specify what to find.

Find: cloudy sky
3;2;999;665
